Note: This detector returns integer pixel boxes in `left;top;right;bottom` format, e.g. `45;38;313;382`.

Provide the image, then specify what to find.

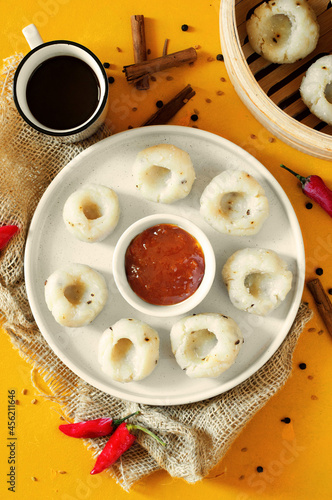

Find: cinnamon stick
307;278;332;338
142;84;195;126
123;47;197;82
130;15;149;90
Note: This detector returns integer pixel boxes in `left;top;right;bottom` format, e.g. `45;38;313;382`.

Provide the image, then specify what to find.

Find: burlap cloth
0;54;313;491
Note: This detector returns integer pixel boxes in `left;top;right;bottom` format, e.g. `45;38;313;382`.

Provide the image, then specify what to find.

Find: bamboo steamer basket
220;0;332;160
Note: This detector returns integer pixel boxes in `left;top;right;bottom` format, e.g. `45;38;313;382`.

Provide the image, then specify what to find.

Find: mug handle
22;24;44;49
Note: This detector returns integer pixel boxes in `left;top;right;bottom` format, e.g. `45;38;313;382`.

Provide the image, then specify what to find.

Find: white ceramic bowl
112;214;216;317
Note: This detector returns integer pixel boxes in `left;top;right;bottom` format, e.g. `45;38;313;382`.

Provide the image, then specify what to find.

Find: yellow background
1;0;332;498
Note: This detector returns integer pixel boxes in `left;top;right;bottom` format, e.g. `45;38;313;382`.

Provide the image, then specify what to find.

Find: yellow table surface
1;1;332;498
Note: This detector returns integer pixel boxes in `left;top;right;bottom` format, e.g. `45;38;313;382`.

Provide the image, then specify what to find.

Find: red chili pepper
0;225;19;250
90;422;166;475
280;164;332;217
59;411;139;439
59;418;113;438
90;422;136;475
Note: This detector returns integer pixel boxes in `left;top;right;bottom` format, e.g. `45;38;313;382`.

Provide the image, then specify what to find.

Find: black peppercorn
316;268;323;276
103;62;110;68
181;24;189;31
191;114;198;121
156;100;164;108
108;76;115;84
257;466;264;473
216;54;224;61
299;363;307;370
281;417;291;424
306;202;313;209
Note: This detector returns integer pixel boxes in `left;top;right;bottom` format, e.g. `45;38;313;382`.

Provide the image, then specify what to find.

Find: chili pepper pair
59;411;166;474
280;164;332;218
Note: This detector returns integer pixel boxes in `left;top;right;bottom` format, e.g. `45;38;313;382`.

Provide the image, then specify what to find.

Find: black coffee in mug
26;55;100;130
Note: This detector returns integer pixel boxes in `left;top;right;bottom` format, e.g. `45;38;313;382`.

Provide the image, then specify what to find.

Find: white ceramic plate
24;125;305;405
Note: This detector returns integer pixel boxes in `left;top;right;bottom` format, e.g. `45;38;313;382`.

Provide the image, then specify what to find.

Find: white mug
13;25;109;143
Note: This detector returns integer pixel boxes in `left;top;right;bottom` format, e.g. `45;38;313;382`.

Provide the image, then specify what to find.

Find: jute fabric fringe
0;55;312;491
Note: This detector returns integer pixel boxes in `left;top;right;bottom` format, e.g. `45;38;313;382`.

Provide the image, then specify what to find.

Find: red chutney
125;223;205;306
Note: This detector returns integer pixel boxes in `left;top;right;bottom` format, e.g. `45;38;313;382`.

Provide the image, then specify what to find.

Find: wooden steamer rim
220;0;332;160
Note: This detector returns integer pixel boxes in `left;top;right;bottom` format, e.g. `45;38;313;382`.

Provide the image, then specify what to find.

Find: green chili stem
280;164;307;184
127;423;167;446
114;411;140;426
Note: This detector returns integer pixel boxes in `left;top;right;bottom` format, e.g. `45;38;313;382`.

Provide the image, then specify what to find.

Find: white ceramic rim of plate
24;125;305;405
